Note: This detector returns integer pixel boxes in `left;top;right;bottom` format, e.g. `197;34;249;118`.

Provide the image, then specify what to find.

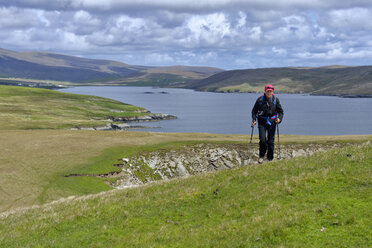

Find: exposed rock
64;142;354;189
111;143;345;189
109;113;177;123
71;113;176;131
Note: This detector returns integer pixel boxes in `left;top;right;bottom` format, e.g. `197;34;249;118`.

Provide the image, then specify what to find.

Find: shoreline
71;113;177;131
60;85;372;98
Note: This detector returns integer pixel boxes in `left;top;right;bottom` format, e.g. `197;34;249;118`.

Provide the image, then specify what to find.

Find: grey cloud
3;0;372;14
0;7;45;29
323;8;372;31
147;11;190;29
1;1;372;69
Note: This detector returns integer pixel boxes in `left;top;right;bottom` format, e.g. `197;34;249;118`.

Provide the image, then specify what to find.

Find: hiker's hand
276;118;281;123
251;121;256;127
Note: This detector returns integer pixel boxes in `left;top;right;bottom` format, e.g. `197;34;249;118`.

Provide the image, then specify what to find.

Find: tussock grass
0;143;371;247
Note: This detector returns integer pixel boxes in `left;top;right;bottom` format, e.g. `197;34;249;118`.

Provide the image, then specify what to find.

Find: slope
0;48;223;85
0;85;149;130
0;142;371;247
188;66;372;96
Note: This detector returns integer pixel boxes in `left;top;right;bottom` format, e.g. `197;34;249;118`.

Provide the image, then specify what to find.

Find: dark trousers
258;123;276;160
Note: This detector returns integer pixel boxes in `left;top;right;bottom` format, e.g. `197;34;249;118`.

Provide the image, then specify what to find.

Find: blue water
59;86;372;135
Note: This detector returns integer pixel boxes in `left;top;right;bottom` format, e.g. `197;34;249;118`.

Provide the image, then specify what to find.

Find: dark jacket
251;94;284;124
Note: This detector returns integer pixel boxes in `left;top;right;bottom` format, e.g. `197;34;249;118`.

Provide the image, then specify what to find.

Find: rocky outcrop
64;142;358;188
71;113;177;131
109;143;347;189
108;113;177;123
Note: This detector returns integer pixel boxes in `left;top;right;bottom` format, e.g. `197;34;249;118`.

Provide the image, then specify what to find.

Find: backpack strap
259;94;277;106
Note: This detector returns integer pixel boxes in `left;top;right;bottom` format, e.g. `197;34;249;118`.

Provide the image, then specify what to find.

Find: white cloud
186;12;231;46
145;53;174;64
114;15;148;32
197;51;217;62
237;11;247;28
35;9;50;27
326;8;372;30
312;25;329;39
272;47;287;56
180;51;196;57
1;2;372;68
248;26;262;42
297;42;372;60
264;14;313;44
61;31;89;50
5;0;372;13
0;7;43;29
73;10;100;26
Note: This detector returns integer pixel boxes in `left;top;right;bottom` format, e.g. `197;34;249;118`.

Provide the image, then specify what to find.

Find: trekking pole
250;125;254;144
277;123;281;159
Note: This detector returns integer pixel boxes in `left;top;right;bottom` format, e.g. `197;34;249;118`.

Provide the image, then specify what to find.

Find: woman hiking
251;84;284;163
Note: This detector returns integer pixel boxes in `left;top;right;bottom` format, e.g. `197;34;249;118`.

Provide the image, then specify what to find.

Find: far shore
3;81;372;98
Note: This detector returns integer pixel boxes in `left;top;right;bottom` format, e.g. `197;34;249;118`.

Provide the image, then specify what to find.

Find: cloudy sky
1;0;372;69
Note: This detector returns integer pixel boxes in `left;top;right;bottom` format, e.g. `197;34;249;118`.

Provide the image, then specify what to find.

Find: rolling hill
0;48;223;85
186;66;372;96
2;47;372;96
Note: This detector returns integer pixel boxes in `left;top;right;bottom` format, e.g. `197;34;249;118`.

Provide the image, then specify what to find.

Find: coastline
7;82;369;99
57;85;372;135
188;87;372;98
71;113;177;131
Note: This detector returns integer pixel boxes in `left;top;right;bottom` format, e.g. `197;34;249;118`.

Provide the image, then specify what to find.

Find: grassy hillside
0;83;371;247
187;66;372;96
0;48;222;85
0;85;253;212
0;85;149;130
1;141;371;247
0;129;256;212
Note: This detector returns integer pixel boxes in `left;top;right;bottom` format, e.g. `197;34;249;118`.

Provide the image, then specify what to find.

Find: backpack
257;94;278;125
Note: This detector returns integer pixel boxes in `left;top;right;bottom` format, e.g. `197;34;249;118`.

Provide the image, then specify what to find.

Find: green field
1;141;371;247
0;129;255;212
0;85;147;130
0;85;371;247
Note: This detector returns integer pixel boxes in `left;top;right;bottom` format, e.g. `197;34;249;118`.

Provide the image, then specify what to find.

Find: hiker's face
265;90;273;98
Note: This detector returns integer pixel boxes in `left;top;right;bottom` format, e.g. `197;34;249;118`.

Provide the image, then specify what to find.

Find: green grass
66;141;209;175
0;84;371;247
38;140;248;204
1;128;369;212
216;80;312;93
0;85;147;130
1;142;371;247
0;77;73;86
0;129;257;212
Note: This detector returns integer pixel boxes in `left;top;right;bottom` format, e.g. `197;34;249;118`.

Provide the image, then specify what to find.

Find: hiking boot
258;157;264;164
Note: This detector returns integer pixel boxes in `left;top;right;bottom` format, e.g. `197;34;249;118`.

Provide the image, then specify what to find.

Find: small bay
59;86;372;135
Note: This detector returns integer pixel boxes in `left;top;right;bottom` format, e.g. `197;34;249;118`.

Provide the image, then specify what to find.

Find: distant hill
3;47;372;96
0;48;223;85
186;66;372;96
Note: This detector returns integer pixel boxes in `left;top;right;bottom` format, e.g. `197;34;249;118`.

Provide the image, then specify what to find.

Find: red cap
265;84;274;92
